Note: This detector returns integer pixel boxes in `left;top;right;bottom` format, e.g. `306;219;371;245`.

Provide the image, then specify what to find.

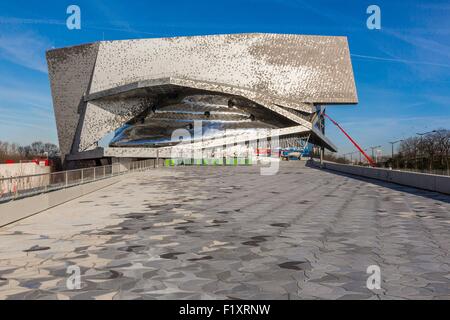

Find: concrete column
156;149;159;168
320;147;324;165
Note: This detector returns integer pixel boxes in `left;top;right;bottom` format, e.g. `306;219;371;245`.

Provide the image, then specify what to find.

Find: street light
416;130;437;137
370;146;381;163
389;140;403;168
343;152;351;163
364;149;370;163
416;130;437;170
343;152;352;164
350;151;358;164
359;148;370;165
343;151;362;165
343;153;348;162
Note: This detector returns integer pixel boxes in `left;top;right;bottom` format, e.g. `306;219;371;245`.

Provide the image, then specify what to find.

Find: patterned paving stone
0;163;449;300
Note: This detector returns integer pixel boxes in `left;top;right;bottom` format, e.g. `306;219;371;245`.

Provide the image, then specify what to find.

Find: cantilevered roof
46;33;357;159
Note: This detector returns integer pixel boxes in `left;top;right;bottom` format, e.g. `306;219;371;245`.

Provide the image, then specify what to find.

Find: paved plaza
0;163;449;299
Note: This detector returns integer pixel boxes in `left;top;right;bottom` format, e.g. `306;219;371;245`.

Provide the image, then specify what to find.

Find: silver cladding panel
90;34;357;103
46;33;358;159
47;43;99;158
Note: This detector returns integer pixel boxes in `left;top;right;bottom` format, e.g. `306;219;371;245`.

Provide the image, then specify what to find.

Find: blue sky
0;0;449;155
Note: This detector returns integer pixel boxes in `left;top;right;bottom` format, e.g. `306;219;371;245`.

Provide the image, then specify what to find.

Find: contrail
0;16;167;36
351;53;450;68
0;17;64;25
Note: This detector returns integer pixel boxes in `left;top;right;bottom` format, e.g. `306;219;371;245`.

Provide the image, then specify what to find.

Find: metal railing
0;159;160;203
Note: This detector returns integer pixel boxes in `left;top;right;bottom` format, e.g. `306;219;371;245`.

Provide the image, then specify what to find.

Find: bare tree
399;137;420;169
0;141;60;162
423;135;438;170
43;143;60;157
30;141;45;156
435;129;450;173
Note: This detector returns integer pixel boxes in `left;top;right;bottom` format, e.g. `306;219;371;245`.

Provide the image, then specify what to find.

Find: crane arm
322;112;376;167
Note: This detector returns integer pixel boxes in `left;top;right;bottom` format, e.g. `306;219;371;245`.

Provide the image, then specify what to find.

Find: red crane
322;112;376;167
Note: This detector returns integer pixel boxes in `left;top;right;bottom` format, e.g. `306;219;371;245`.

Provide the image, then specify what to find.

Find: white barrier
317;161;450;195
0;176;121;227
0;159;158;227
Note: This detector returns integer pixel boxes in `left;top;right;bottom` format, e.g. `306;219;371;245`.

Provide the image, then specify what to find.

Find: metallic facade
46;33;358;162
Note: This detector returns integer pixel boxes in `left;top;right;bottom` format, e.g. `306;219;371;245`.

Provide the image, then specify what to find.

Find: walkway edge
311;161;450;195
0;176;121;228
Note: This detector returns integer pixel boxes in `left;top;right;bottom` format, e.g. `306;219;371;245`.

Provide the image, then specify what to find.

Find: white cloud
0;30;52;73
0;84;51;107
386;30;450;59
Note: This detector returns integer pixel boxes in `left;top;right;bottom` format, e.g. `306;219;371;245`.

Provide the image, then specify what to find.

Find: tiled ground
0;163;449;300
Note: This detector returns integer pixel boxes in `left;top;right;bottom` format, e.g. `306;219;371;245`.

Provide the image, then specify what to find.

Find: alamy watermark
66;5;81;30
366;265;381;290
66;265;81;290
366;5;381;30
169;120;281;175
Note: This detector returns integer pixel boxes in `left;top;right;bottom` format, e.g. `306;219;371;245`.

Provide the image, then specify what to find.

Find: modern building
46;33;358;167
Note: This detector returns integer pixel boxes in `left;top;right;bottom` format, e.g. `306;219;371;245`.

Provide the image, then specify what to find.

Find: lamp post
350;151;358;164
389;140;403;168
416;130;437;171
416;130;437;147
364;149;370;165
343;153;351;164
370;146;381;163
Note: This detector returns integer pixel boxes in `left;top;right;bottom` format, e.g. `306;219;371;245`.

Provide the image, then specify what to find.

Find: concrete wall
1;163;51;194
319;162;450;195
0;163;51;178
0;176;121;228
